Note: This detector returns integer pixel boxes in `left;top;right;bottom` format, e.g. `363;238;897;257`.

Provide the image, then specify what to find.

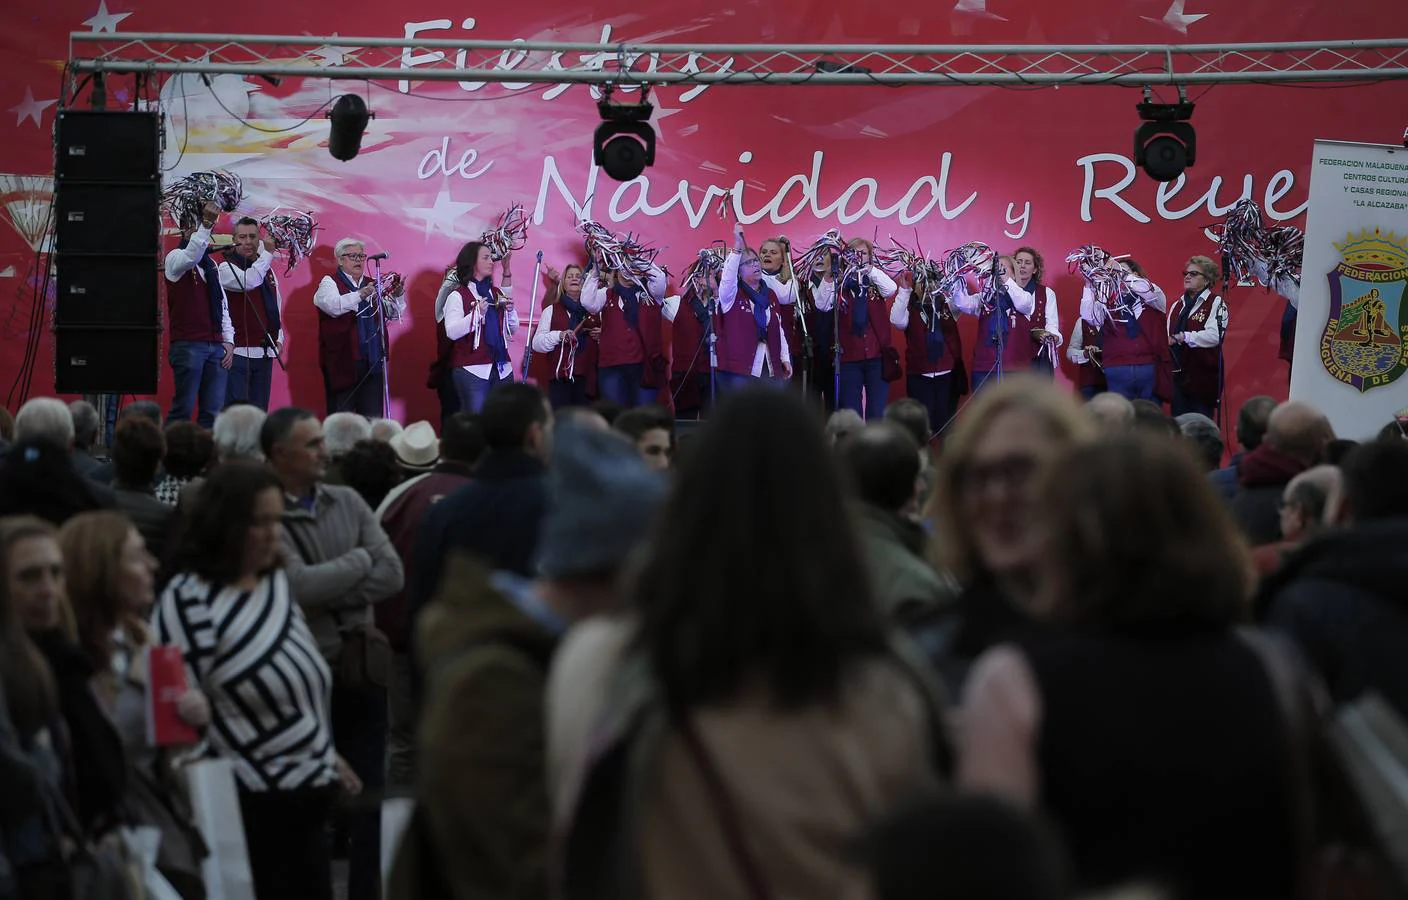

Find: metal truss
68;33;1408;89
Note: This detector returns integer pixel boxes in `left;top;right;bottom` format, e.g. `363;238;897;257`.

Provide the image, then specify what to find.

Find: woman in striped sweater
155;462;355;900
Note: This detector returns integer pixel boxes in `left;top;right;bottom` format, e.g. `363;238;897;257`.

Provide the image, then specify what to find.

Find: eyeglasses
1183;270;1204;278
340;253;367;261
956;454;1040;497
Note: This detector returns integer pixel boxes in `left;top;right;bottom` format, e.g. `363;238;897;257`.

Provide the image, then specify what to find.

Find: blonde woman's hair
58;511;147;672
1186;255;1219;283
927;376;1095;584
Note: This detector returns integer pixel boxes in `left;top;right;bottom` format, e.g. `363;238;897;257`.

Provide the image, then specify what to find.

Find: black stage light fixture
1134;92;1196;183
594;88;656;182
327;93;371;161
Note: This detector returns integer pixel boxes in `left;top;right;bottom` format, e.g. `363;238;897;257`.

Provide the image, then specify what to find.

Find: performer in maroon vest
715;224;791;394
1168;255;1229;419
758;237;808;379
1067;318;1108;400
429;270;461;428
665;274;715;420
164;199;234;429
1013;247;1063;377
1078;258;1168;402
891;270;964;437
531;263;600;409
582;263;666;409
314;237;387;416
950;254;1038;393
442;240;518;414
218;216;283;411
813;238;898;420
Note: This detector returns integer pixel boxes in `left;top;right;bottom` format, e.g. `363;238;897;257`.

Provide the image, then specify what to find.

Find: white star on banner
10;87;58;128
952;0;1007;21
407;186;479;242
1142;0;1208;35
309;33;356;67
82;0;131;33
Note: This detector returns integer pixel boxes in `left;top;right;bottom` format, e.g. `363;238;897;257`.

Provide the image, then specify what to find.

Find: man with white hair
1085;392;1135;432
68;400;103;477
15;397;75;450
315;237;389;417
323;412;372;457
369;418;402;443
212;403;268;463
0;397;114;520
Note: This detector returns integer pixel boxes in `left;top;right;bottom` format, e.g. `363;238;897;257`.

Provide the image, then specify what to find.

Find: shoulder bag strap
675;715;772;900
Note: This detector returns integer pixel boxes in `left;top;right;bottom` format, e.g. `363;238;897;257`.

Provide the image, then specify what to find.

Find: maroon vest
167;270;221;343
547;302;600;381
903;299;958;376
837;284;892;363
716;286;784;377
317;274;363;391
971;305;1035;375
597;287;646;368
1101;307;1161;369
1170;294;1222;404
1076;321;1107;392
671;293;708;376
227;279;277;349
449;285;509;368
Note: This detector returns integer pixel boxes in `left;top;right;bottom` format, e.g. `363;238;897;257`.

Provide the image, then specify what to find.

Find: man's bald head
1281;465;1342;540
1266;401;1334;465
1085;392;1134;432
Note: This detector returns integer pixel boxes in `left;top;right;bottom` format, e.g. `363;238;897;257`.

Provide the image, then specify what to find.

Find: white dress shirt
163;225;234;344
218;247;285;358
890;287;957;377
1168;288;1228;348
444;281;519;381
718;251;792;377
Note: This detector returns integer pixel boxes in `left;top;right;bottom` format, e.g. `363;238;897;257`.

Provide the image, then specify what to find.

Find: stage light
1134;93;1196;183
594;88;656;182
327;93;370;162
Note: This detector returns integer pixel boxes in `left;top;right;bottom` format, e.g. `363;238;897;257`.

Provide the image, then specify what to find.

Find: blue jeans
225;354;273;410
598;364;656;409
714;371;753;396
906;373;954;440
168;340;227;428
1079;384;1102;401
452;366;511;414
839;358;888;421
1105;363;1156;401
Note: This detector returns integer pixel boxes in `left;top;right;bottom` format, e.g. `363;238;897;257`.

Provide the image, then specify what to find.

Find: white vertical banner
1291;140;1408;438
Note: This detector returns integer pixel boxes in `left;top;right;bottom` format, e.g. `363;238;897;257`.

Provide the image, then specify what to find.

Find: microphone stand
372;254;391;418
706;280;719;410
992;262;1006;386
832;254;843;409
521;250;544;383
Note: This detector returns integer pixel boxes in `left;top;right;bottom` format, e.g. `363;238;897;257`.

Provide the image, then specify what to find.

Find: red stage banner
1;0;1403;424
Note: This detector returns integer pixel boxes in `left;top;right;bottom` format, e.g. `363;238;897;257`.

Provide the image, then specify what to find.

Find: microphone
367;251;389;261
535;250;543;262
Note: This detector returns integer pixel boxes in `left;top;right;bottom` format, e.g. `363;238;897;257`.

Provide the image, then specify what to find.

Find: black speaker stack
53;110;162;394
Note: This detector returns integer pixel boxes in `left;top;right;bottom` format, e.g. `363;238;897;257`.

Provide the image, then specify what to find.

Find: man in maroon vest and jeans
164;199;234;428
218;216;282;411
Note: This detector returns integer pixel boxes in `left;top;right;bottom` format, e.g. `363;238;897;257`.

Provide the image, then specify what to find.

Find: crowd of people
0;373;1405;900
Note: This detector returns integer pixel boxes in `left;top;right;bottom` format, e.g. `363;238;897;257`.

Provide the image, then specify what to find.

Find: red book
146;645;198;747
